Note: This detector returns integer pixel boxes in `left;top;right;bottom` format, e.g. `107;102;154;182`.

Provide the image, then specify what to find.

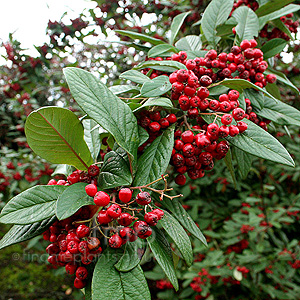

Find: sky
0;0;96;63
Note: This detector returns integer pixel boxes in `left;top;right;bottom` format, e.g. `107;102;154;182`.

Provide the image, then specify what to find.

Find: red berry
46;243;60;255
78;241;89;254
181;130;194;143
175;174;186;185
119;227;136;242
209;99;220;110
94;191;110;206
232;108;245;121
207;123;219;136
237;121;248;133
229;125;240;137
97;209;113;224
85;184;97;197
109;234;123;248
118;188;132;203
182;143;195;157
174;139;184;151
67;241;79;254
74;278;86;289
65;263;77;275
133;221;152;239
136;191;152;205
144;212;159;226
152;209;164;219
47;179;57;185
118;213;134;226
228;90;240;101
197;87;209;99
149;122;161;132
221;114;233;125
76;266;88;280
166;113;177;124
172;153;185;167
107;204;122;219
199;75;212;87
240;39;251;50
88;165;99;177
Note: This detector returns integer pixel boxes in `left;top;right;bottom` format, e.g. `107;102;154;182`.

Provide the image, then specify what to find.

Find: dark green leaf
265;83;281;100
261;38;287;59
133;125;174;187
63;68;139;162
271;19;294;40
134;97;174;112
148;44;178;58
201;0;234;47
134;60;187;73
109;85;140;95
160;211;193;266
147;227;179;290
138;126;149;147
140;76;172;97
232;6;259;44
25;107;93;170
0;216;56;250
115;30;165;45
170;12;191;45
208;85;229;96
226;118;295;167
161;198;207;246
175;35;202;51
224;148;239;190
92;248;151;300
83;119;101;162
114;241;141;272
52;164;74;177
244;88;264;110
232;147;254;179
0;185;67;224
119;70;151;85
255;0;295;16
56;183;95;221
98;147;132;189
257;97;300;126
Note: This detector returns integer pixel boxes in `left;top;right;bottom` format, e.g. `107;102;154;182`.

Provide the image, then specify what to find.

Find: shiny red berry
118;188;132;203
109;234;123;248
107;204;122;219
136;191;152;205
94;191;110;206
85;184;97;197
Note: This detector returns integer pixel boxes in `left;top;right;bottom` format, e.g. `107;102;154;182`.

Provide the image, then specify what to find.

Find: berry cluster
137;110;177;152
232;0;259;12
43;206;99;289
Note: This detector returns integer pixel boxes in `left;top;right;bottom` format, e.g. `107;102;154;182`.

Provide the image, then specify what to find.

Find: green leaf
232;147;254;179
148;44;178;58
83;119;101;162
244;88;264;110
226;118;295;167
0;185;67;224
25;107;93;170
134;97;174;113
261;38;288;60
133;125;174;187
160;211;193;266
92;248;151;300
232;6;259;44
170;12;191;45
147;227;179;290
98;147;132;189
208;85;229;96
265;83;281;100
224;148;239;190
52;164;74;177
175;35;202;51
114;241;141;272
138;126;149;147
134;60;187;73
109;85;140;95
258;4;300;28
63;68;139;162
265;69;299;95
115;30;165;46
185;50;208;60
255;0;295;16
140;76;172;98
119;70;151;85
56;183;95;221
219;78;278;102
257;97;300;126
0;216;56;250
271;18;294;40
161;197;207;246
201;0;234;47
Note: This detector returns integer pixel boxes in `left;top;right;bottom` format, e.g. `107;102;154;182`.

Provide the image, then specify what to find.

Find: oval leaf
226;118;295;167
92;248;151;300
25;107;93;170
244;88;264;110
160;210;193;266
63;67;139;162
56;182;95;221
83;119;101;162
119;70;151;85
134;60;187;73
109;85;140;95
261;38;288;60
0;216;56;250
140;76;172;98
175;35;202;51
115;30;165;46
255;0;295;17
134;97;174;112
170;11;191;45
148;44;178;58
0;185;67;224
232;147;253;179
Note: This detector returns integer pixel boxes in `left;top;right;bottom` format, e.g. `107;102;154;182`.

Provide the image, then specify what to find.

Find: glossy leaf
134;97;174;112
261;39;288;60
134;60;187;73
115;30;165;45
25;107;93;170
226;118;295;167
232;6;259;44
224;148;239;190
0;185;67;224
138;126;149;147
133;125;174;187
175;35;202;51
140;76;172;97
232;147;254;179
92;248;151;300
63;67;139;162
119;70;151;85
170;12;191;45
98;147;132;189
147;227;179;290
0;216;56;250
83;119;101;162
266;83;281;100
255;0;295;16
244;88;264;110
160;210;193;266
148;44;178;58
56;183;95;221
201;0;234;47
109;85;140;95
272;19;294;40
161;197;207;246
257;97;300;126
52;164;74;177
